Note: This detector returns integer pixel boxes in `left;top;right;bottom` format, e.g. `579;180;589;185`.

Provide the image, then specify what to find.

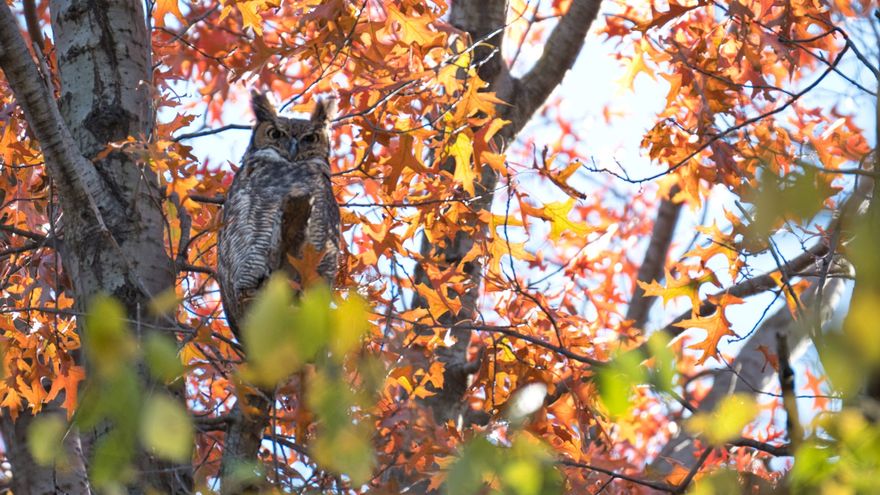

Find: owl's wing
218;179;288;334
303;172;341;287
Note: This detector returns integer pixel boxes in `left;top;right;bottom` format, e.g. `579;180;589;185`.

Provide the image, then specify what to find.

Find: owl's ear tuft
310;97;337;126
251;91;277;122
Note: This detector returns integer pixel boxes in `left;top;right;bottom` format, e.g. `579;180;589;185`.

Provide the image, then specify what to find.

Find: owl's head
247;91;336;162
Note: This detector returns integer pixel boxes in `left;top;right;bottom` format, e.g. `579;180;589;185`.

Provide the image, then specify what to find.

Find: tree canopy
0;0;878;493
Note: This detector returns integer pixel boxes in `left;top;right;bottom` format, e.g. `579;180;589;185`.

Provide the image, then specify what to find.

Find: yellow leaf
638;270;720;310
331;294;370;357
383;5;443;46
449;133;475;195
27;415;68;466
543;198;590;240
235;0;266;35
241;275;302;387
619;39;655;90
140;394;194;462
686;393;757;444
453;82;507;123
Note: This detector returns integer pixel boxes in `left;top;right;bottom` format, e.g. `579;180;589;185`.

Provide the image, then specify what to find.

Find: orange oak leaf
676;294;744;364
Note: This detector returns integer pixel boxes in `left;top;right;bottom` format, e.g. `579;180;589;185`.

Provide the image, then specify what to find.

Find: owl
217;91;340;336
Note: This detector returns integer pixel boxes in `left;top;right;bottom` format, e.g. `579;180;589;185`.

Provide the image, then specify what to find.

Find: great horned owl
217;91;340;336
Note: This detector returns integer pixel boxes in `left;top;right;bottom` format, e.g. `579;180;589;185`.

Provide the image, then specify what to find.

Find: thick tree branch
626;190;683;330
0;2;110;227
0;405;90;495
501;0;604;137
414;0;606;428
661;241;829;337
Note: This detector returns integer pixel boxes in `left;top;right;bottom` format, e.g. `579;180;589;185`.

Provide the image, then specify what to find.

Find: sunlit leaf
686;393;757;444
27;414;68;466
85;295;137;377
330;293;369;358
144;334;184;383
241;274;301;386
139;393;193;462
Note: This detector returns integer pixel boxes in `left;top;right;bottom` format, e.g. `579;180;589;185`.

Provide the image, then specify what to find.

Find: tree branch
661;240;828;337
502;0;604;137
0;2;110;227
626;189;683;330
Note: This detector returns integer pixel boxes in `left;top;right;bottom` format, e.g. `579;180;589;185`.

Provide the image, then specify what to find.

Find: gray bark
0;407;91;495
0;1;188;492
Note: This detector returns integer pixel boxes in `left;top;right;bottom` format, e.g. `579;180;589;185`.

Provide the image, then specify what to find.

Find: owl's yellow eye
300;133;318;144
267;127;283;140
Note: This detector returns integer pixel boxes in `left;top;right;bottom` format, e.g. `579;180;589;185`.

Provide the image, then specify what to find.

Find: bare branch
661;241;828;337
172;123;251;142
626;190;683;330
776;331;804;450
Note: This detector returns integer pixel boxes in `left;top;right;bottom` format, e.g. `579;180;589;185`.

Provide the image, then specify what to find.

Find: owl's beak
288;137;299;156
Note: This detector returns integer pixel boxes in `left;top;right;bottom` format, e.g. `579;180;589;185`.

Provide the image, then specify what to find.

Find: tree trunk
0;406;91;495
0;1;189;492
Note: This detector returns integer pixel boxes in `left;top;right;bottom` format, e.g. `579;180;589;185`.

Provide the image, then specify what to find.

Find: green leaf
139;393;193;462
27;414;67;466
308;368;375;485
446;436;496;495
817;333;861;396
686;393;757;444
596;349;645;417
331;293;370;358
242;274;301;386
790;442;833;489
308;370;355;431
148;288;180;315
294;283;333;362
144;333;184;383
446;434;561;495
688;469;741;495
313;425;375;486
745;167;833;249
647;332;675;392
501;459;541;495
90;428;136;488
85;295;136;376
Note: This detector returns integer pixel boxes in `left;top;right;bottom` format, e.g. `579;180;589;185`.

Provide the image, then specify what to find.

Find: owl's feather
217;95;340;337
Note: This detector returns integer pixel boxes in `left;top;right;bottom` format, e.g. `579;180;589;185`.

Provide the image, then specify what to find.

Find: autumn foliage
0;0;878;493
